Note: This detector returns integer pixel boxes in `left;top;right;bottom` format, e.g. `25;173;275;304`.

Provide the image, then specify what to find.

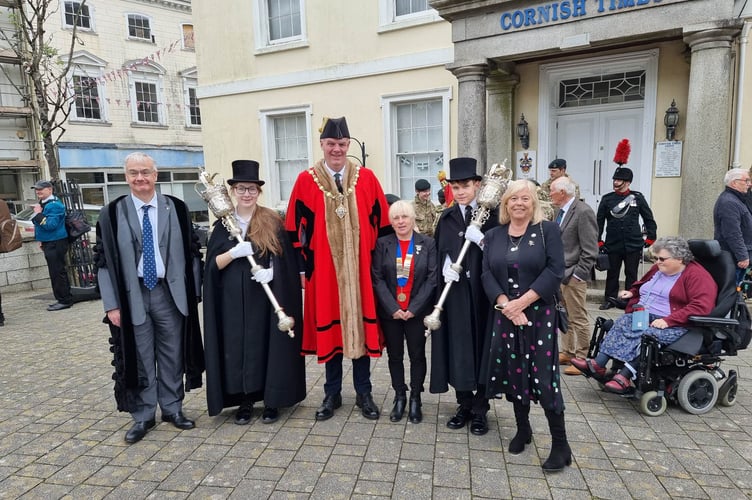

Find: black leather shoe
355;392;380;420
470;413;489;436
124;419;155;443
262;407;279;424
599;301;614;310
389;392;407;422
234;402;253;425
315;393;342;421
161;411;195;430
446;406;472;429
47;302;72;311
408;395;422;424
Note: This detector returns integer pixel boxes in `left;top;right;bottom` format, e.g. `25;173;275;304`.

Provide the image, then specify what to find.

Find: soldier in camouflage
413;179;437;237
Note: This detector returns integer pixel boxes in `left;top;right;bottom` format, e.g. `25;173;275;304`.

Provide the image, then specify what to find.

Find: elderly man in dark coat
714;167;752;284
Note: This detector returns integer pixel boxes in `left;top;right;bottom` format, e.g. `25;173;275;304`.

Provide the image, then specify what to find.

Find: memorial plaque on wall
654;141;683;178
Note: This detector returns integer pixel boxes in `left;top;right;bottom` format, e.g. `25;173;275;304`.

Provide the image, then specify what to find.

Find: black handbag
65;210;92;240
554;296;569;334
595;249;610;271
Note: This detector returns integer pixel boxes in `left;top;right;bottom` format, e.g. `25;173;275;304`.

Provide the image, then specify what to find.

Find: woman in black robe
203;160;305;425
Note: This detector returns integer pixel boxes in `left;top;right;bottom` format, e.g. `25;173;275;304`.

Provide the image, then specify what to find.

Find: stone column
450;63;489;173
486;71;520;169
679;28;738;238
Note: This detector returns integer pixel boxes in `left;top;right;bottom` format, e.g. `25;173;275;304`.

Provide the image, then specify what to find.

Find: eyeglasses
234;186;259;194
737;178;752;185
126;169;155;178
654;256;675;262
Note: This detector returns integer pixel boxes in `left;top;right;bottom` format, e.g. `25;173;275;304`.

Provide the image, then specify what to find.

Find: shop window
559;70;646;108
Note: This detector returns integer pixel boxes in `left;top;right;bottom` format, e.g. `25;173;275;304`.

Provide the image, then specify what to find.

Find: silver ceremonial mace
423;161;512;337
195;168;295;338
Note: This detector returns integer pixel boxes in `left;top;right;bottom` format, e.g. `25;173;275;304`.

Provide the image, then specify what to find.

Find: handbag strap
538;220;562;306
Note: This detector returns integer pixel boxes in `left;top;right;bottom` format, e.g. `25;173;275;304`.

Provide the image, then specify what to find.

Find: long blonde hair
247;205;283;256
499;179;544;225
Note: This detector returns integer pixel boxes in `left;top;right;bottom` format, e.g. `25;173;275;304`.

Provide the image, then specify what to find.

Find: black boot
509;402;532;455
389;390;407;422
408;393;422;424
542;409;572;472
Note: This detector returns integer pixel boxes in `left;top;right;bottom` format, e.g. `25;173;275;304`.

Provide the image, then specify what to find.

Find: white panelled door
555;107;644;213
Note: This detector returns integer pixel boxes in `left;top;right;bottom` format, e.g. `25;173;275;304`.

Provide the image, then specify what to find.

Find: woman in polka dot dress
480;179;569;472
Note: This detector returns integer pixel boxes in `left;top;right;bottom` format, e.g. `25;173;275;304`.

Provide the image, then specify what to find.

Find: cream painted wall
199;65;458;198
46;0;199;147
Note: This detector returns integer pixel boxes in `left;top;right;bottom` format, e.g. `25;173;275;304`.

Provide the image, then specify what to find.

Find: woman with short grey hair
572;236;717;394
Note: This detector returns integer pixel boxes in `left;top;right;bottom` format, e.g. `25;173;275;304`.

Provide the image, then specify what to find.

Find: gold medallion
397;292;407;302
335;195;347;219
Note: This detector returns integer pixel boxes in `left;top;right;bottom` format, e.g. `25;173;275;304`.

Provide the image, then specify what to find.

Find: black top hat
447;157;481;182
228;160;265;186
319;117;350;139
612;167;633;182
414;179;431;191
548;158;567;170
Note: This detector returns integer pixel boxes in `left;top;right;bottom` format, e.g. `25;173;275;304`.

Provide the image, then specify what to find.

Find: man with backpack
31;180;73;311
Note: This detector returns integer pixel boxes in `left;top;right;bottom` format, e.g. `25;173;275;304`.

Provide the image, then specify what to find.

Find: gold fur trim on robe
314;159;365;359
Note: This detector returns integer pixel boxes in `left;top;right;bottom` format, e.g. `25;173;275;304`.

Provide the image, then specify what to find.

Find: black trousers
324;353;371;396
41;238;72;305
604;250;641;301
381;315;427;393
456;387;490;415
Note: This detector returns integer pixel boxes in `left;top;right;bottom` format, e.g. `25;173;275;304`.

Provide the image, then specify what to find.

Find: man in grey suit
96;152;204;444
549;176;598;375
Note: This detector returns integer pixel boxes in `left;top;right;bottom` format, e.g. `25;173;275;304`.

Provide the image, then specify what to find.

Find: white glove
464;224;484;247
442;256;460;283
252;266;273;284
229;241;253;259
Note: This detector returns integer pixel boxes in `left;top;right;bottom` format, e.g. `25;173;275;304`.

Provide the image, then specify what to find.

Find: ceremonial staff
195;168;295;337
424;161;512;336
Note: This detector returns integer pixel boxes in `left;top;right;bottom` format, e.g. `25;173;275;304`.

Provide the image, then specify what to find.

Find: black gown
203;215;306;416
429;204;499;394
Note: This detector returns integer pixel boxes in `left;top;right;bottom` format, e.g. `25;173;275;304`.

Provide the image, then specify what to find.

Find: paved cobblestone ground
1;288;752;499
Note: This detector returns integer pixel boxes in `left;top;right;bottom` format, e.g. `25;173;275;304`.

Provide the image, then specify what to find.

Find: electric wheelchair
587;239;751;416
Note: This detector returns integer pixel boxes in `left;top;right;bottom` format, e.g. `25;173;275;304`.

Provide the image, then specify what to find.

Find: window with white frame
127;14;152;41
72;75;102;120
378;0;438;30
260;106;311;205
181;72;201;127
128;64;164;125
68;52;107;122
382;89;451;198
253;0;307;51
63;1;92;30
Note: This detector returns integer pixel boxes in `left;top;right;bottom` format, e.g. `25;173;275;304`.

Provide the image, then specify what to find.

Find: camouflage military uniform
414;195;438;237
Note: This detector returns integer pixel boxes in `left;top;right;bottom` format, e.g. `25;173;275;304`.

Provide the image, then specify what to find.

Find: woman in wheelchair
571;237;717;394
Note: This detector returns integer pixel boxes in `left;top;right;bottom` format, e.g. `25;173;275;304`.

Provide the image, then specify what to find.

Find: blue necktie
555;210;564;226
142;205;157;290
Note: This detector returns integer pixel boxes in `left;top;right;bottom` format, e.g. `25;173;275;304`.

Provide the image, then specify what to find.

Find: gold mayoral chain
310;166;361;219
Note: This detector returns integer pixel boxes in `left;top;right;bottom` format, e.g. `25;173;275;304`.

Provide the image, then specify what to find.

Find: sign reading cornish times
500;0;678;32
